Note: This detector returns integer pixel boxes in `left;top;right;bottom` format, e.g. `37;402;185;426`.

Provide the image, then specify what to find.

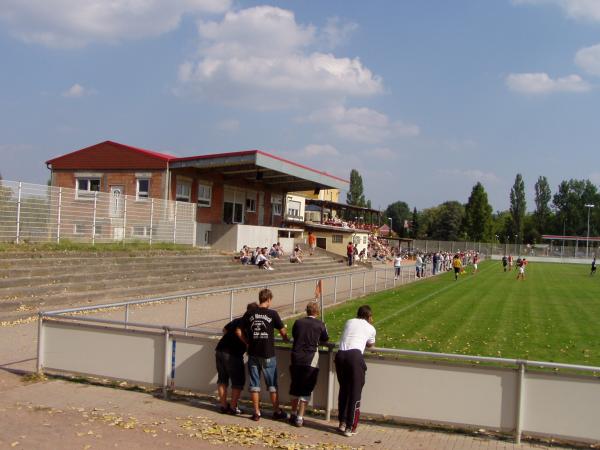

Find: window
272;194;282;216
74;223;86;234
287;200;301;218
176;181;191;202
197;184;212;207
223;189;244;224
132;225;153;237
363;236;367;244
246;195;256;212
136;178;150;200
332;234;343;244
76;178;100;199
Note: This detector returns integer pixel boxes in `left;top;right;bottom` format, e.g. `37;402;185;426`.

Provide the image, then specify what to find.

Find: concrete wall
210;224;279;251
41;319;600;445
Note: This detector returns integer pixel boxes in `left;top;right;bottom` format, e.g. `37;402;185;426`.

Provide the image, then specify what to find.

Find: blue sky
1;0;600;212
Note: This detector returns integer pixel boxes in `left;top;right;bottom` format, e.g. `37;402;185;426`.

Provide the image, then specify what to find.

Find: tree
384;201;410;237
553;179;600;237
346;169;366;207
411;207;420;238
430;201;465;241
510;174;526;243
534;176;552;236
464;182;493;241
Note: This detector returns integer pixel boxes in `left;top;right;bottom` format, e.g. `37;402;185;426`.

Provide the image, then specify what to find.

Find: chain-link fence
404;238;599;259
0;180;196;245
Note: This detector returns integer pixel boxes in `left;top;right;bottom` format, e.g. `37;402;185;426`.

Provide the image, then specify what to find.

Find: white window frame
132;225;153;238
287;199;301;218
197;183;212;207
176;179;192;202
245;194;256;212
332;234;343;244
271;194;283;216
75;178;101;200
136;178;150;201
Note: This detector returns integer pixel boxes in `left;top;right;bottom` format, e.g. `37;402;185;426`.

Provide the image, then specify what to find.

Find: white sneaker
268;267;274;271
337;423;346;433
343;429;357;437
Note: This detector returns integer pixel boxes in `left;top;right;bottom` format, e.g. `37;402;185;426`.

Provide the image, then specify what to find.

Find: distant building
46;141;347;250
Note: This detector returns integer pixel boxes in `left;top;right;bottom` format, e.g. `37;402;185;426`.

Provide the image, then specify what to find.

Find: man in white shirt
335;305;376;437
393;254;402;280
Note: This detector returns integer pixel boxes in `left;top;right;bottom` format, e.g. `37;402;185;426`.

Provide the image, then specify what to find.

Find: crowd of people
215;288;375;437
321;217;378;232
238;242;306;270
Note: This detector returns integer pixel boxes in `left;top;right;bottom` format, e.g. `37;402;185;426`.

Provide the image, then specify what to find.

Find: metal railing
42;264;428;329
0;180;196;245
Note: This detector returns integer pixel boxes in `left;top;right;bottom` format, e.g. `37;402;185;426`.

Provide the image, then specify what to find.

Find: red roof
47;141;348;183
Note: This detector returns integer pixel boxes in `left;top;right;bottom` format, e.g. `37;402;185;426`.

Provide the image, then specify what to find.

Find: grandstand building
46;141;348;251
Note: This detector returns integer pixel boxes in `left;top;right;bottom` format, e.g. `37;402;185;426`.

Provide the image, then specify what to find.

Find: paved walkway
0;370;561;450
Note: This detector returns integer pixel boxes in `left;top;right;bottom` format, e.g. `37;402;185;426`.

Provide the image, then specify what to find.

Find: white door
110;186;124;217
258;192;265;226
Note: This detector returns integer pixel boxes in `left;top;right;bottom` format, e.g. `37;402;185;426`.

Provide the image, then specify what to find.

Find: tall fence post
184;296;190;330
333;276;338;304
36;313;44;374
292;282;297;313
515;362;525;444
374;271;378;292
56;188;62;244
162;327;171;398
124;304;129;329
122;195;128;243
15;181;22;244
362;271;366;295
92;191;98;245
229;289;234;321
173;201;178;244
384;268;388;289
349;273;353;300
149;198;154;246
326;345;335;421
401;266;404;284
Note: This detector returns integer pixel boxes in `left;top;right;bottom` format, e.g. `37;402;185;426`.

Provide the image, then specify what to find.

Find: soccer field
311;261;600;366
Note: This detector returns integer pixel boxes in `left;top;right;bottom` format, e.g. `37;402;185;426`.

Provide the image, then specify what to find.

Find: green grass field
298;261;600;366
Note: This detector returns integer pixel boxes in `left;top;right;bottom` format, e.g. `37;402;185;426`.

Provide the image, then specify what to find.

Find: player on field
516;258;526;281
452;254;462;281
502;255;508;272
508;254;513;271
472;252;479;274
591;257;596;276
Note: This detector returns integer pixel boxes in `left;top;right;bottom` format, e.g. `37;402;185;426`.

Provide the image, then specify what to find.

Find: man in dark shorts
591;257;596;276
237;288;289;421
502;255;508;272
215;302;258;414
335;305;376;437
288;302;329;427
347;241;354;266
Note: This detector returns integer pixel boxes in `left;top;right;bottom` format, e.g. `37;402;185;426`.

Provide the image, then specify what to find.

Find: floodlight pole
585;204;595;258
388;217;393;237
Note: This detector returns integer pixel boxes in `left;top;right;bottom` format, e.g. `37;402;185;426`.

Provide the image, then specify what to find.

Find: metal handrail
42;264;412;315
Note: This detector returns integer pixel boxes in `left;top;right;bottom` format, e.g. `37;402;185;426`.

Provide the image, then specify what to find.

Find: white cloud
216;118;240;132
575;43;600;76
438;168;500;184
506;72;591;94
303;105;419;144
302;144;340;157
320;17;358;49
0;0;230;48
62;83;90;98
177;6;382;108
590;172;600;184
512;0;600;22
368;148;399;160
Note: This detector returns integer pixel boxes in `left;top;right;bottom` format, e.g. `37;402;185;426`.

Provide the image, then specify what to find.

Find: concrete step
0;259;343;298
0;264;365;315
0;255;335;280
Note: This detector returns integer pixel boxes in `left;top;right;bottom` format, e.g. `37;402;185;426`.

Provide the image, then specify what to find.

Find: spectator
269;244;280;259
288;302;329;427
236;289;289;422
289;245;304;263
393;253;402;280
335;305;376;437
256;248;274;270
415;253;423;278
215;302;258;414
239;246;250;265
308;231;317;256
347;241;355;266
250;247;260;265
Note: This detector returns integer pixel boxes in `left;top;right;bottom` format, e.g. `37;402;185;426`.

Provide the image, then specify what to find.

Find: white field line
374;262;496;327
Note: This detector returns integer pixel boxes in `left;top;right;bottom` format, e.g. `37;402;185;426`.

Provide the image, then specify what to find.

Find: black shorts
215;351;245;389
454;267;460;274
289;365;319;398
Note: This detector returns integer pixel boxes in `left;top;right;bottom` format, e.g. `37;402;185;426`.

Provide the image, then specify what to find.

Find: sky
1;0;600;212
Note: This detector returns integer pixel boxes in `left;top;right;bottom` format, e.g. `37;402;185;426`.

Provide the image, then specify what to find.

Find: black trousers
335;349;366;431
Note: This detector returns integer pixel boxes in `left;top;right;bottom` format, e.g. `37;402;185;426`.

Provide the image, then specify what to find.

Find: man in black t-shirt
215;302;258;415
288;302;329;427
236;288;289;421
